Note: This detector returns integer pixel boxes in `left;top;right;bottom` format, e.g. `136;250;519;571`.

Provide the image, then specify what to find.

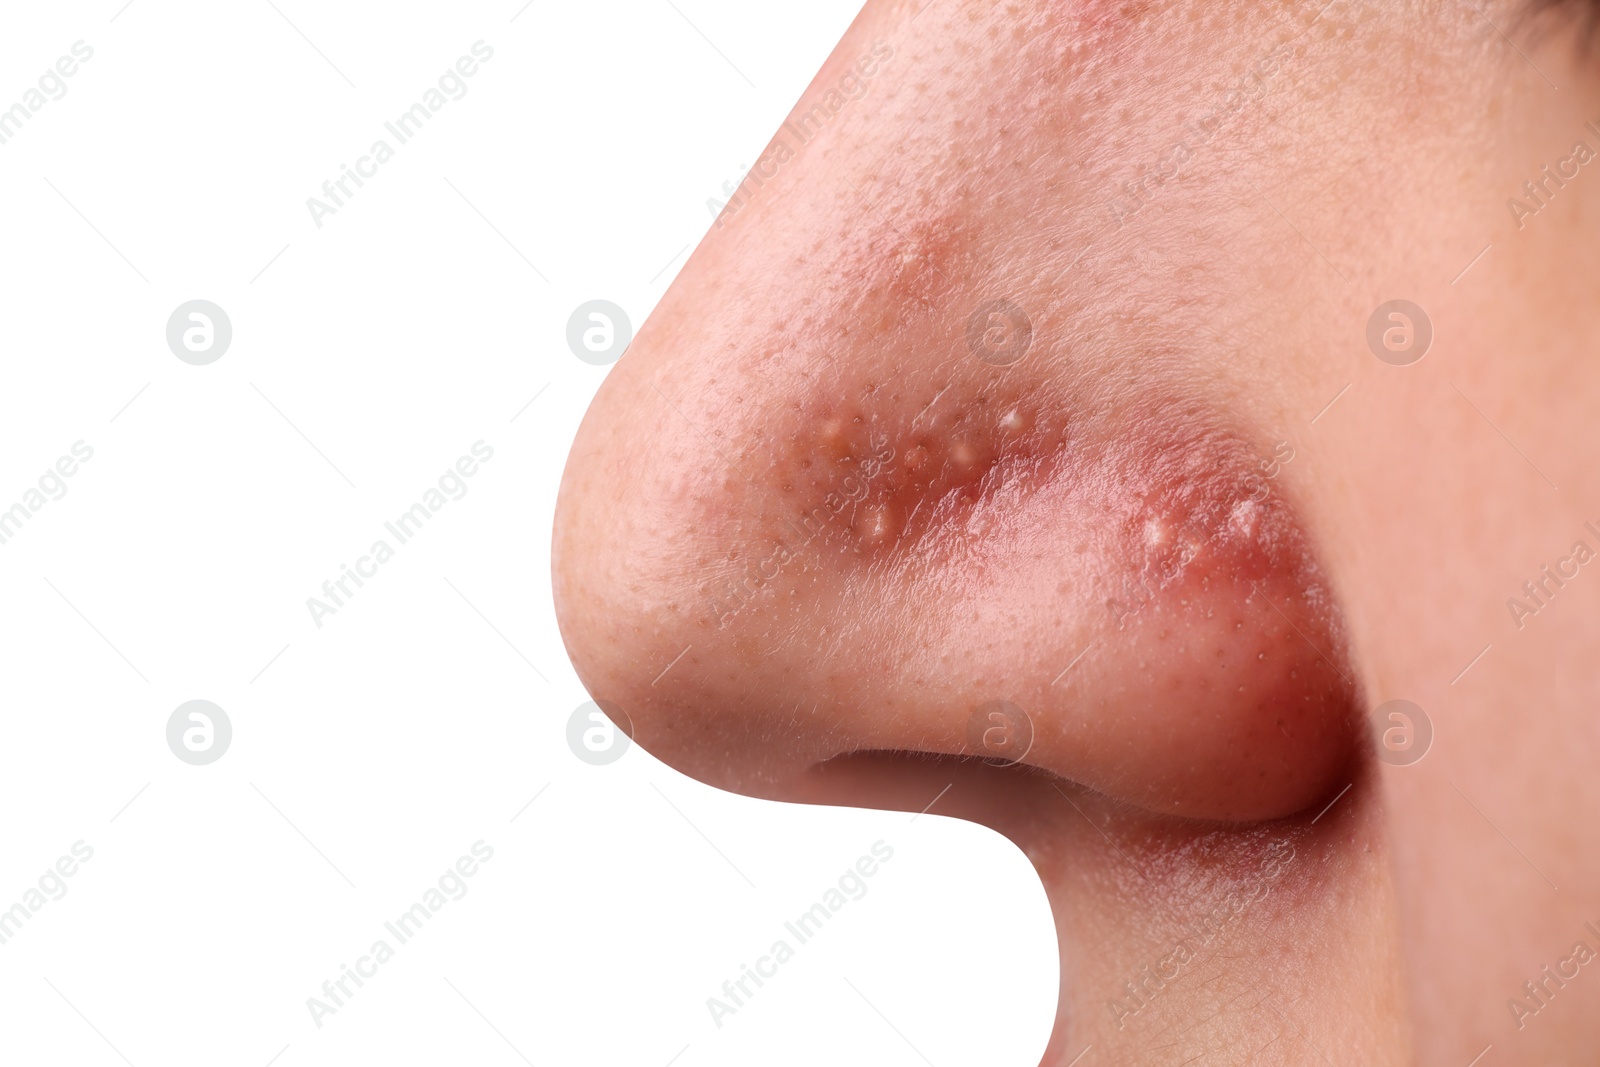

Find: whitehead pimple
818;417;853;461
857;502;904;547
1229;498;1262;538
999;407;1027;432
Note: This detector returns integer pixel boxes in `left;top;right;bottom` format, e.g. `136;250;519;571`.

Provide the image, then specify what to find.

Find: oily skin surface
554;1;1600;1063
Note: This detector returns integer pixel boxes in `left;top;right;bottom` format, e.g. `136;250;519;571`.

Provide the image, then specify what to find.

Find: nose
551;9;1361;825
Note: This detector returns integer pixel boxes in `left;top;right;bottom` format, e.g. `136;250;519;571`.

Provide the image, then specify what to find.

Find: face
554;1;1600;1061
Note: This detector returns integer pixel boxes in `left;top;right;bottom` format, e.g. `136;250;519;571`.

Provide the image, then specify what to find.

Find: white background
0;2;1057;1065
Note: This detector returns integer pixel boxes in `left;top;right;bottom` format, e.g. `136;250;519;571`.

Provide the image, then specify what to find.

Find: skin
553;0;1600;1062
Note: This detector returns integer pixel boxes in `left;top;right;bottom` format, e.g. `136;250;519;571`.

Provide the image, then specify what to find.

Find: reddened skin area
555;352;1360;822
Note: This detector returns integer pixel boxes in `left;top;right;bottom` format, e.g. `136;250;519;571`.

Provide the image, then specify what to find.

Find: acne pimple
1229;499;1261;537
949;441;982;469
818;418;853;461
998;407;1030;433
857;503;904;547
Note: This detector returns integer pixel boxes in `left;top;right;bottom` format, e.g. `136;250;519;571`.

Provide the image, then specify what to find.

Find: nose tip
553;347;1361;823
